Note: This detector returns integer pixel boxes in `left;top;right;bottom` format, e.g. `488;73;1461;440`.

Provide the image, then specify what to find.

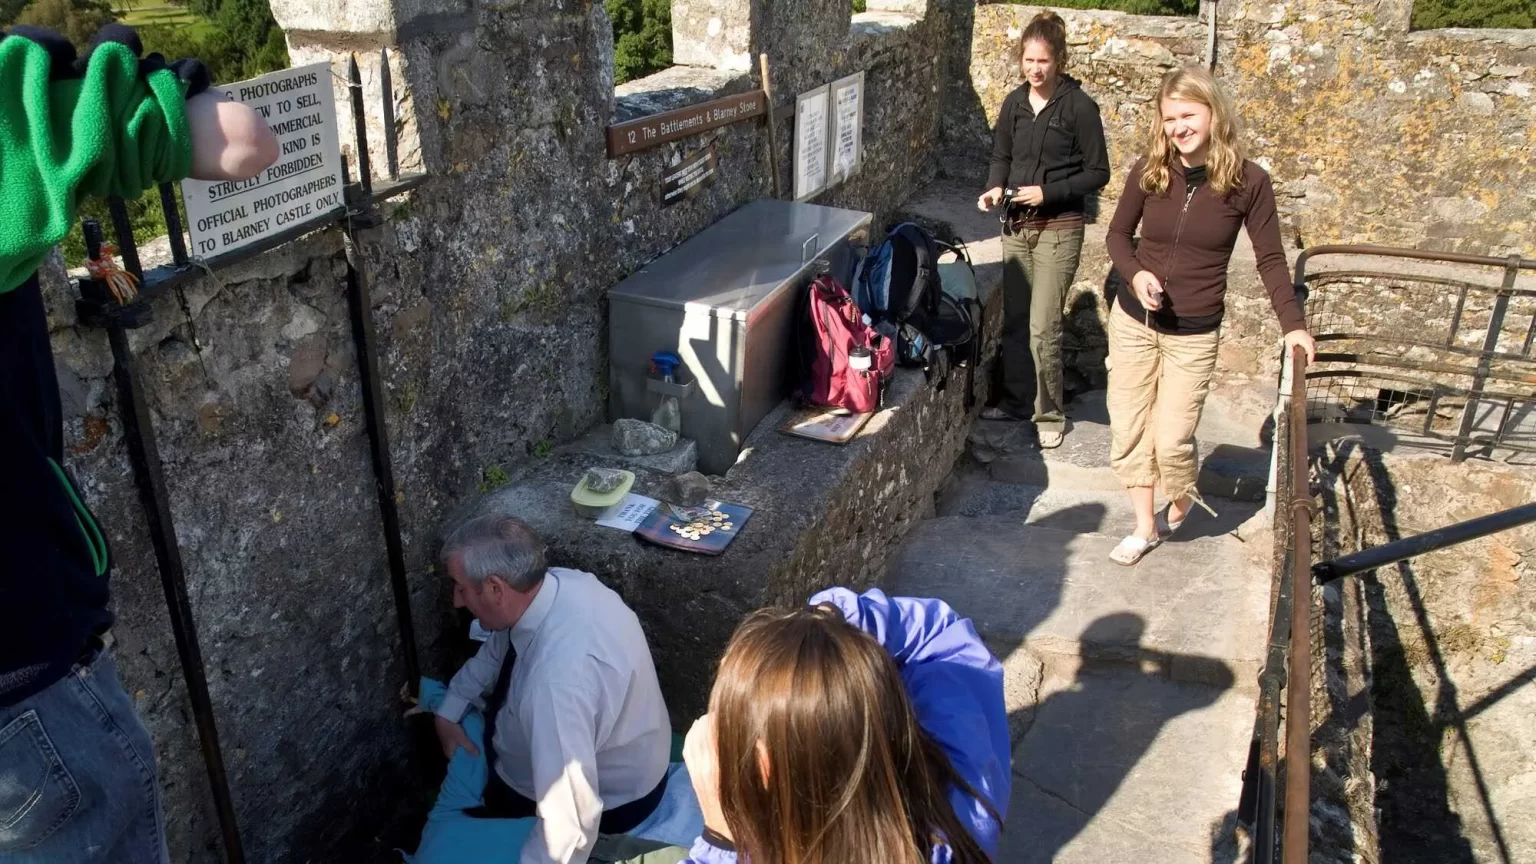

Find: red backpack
795;275;895;414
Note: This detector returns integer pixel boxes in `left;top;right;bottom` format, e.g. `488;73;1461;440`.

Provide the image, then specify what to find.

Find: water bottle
650;351;683;435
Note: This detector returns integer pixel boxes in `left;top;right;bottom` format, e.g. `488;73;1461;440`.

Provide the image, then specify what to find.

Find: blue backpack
855;223;977;373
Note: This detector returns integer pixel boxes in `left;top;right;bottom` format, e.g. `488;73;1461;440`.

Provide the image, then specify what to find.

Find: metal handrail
1290;246;1533;463
1294;244;1536;286
1315;502;1536;584
1247;346;1536;864
1244;346;1310;864
1283;346;1311;864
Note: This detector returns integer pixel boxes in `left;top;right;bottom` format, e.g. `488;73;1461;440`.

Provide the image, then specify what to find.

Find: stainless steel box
608;199;873;474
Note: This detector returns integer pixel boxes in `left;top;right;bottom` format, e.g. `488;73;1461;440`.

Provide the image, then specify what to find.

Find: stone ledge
472;253;1003;724
852;10;924;40
1405;27;1536;49
613;66;754;123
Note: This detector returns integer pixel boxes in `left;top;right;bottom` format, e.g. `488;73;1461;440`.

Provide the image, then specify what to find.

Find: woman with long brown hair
676;589;1010;864
1104;66;1315;565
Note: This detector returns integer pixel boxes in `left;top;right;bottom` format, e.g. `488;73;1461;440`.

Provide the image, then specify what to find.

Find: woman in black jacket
978;11;1110;448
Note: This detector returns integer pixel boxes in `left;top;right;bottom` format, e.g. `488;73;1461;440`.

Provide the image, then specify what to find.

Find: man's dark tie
463;633;670;829
465;639;535;818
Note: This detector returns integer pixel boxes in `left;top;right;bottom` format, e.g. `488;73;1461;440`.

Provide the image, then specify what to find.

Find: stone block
268;0;471;39
671;0;753;72
670;471;712;506
613;418;680;455
563;426;700;476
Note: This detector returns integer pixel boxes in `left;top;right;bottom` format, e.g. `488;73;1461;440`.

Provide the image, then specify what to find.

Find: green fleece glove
0;25;198;293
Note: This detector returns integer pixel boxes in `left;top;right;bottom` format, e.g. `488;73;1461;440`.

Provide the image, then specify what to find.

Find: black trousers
469;768;668;835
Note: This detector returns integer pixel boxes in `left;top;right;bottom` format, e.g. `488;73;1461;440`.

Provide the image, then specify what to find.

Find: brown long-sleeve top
1107;157;1306;335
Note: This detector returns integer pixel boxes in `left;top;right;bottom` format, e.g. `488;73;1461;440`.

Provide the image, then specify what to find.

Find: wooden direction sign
607;90;766;157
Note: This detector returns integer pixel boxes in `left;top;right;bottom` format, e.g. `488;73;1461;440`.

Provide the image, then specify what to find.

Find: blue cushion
403;679;701;863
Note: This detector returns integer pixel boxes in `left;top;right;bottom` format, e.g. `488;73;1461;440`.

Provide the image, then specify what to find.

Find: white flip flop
1110;534;1159;566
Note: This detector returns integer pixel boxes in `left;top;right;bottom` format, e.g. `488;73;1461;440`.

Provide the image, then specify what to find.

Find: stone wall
1313;439;1536;862
40;0;965;860
952;0;1536;385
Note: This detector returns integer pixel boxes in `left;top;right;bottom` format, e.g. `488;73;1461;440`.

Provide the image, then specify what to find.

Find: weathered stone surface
470;317;1000;727
563;425;700;476
1003;670;1255;863
43;0;977;855
671;0;753;72
888;515;1270;689
953;1;1536;388
670;470;712;507
35;0;1532;860
957;3;1536;265
612;418;679;455
1314;439;1536;863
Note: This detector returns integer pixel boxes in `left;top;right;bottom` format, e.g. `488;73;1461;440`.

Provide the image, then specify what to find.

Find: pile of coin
668;509;735;541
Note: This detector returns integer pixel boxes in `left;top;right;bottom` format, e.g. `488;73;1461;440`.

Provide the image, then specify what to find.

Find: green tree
1412;0;1535;29
182;0;288;81
607;0;671;85
14;0;115;47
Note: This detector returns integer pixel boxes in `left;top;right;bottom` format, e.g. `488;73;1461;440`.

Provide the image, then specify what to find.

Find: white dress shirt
436;568;670;864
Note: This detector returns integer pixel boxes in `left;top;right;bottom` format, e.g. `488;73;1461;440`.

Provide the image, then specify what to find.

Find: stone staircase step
886;516;1269;691
970;388;1277;502
999;662;1253;863
937;476;1269;542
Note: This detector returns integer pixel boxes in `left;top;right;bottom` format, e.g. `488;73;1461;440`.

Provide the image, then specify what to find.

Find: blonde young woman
1104;67;1315;566
677;589;1010;864
977;10;1110;449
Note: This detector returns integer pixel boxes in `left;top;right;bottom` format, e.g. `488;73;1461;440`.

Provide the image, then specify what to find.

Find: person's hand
187;91;279;181
977;187;1004;212
1283;329;1317;365
1011;186;1045;207
435;714;479;760
684;714;732;842
1131;271;1164;310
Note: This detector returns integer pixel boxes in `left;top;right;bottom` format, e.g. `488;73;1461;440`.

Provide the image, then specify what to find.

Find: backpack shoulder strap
892;223;940;317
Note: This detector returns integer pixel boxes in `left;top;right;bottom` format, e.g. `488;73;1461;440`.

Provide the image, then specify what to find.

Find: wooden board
778;406;872;443
607;91;766;157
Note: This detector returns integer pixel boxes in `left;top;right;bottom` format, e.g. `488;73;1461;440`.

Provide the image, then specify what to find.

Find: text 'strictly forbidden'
182;63;347;258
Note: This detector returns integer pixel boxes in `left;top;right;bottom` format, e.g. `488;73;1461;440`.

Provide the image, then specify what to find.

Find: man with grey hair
434;515;672;864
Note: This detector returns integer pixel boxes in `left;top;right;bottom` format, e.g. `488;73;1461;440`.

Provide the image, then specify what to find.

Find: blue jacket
682;588;1011;863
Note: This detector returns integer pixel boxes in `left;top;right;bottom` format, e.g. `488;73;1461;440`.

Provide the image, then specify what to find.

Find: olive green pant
999;225;1085;431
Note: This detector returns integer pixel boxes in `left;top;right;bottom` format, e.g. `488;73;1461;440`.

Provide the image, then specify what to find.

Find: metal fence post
85;211;247;863
342;53;421;697
1451;256;1521;462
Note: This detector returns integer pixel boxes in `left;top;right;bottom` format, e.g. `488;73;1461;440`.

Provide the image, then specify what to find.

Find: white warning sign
181;63;346;259
829;72;864;186
794;85;829;202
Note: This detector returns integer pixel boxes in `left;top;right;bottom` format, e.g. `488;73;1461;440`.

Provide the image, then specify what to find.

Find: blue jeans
0;650;168;863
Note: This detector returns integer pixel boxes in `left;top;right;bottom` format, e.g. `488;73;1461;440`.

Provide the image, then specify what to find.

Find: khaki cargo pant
1106;302;1220;499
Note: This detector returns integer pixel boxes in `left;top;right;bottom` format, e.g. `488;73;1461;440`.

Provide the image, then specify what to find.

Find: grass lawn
112;0;204;28
112;0;211;34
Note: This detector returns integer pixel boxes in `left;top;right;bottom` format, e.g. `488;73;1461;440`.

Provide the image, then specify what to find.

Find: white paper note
596;493;661;531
